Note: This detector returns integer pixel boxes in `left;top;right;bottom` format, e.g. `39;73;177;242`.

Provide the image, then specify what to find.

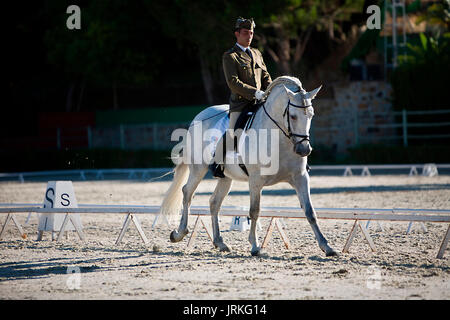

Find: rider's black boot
209;162;225;178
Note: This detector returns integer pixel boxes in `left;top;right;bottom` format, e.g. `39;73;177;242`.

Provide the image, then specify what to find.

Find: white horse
160;76;338;257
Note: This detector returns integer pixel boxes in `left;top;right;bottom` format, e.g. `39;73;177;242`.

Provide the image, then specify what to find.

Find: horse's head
281;85;321;157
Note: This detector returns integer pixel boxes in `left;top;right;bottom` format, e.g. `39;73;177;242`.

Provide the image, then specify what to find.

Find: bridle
262;91;312;146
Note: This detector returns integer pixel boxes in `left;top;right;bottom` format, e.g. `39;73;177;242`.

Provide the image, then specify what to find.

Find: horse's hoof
251;248;261;257
214;241;232;252
219;243;232;252
170;229;188;243
326;248;339;257
169;230;178;243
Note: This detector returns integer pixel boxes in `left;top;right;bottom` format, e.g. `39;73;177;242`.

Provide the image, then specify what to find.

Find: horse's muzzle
294;141;312;157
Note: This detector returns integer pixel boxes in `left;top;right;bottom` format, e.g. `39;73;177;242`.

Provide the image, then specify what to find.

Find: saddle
234;102;260;133
210;102;262;178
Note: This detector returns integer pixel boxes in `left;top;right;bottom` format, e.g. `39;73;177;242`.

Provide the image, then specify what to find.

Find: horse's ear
306;85;322;100
282;85;295;98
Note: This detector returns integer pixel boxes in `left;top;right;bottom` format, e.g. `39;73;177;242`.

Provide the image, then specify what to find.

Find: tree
416;0;450;35
146;0;234;105
45;0;160;110
390;0;450;111
391;32;450;110
147;0;365;104
43;0;368;109
255;0;365;75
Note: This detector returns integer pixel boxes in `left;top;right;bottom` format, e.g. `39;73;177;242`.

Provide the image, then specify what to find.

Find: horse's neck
254;88;287;130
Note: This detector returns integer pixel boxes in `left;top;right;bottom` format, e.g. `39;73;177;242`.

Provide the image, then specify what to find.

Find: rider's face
235;28;253;47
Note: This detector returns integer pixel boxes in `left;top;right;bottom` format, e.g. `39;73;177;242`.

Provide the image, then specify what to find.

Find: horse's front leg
248;181;263;256
291;171;338;257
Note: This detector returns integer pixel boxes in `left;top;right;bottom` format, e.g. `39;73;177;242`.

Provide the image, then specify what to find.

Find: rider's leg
210;111;241;178
228;111;240;140
226;111;241;157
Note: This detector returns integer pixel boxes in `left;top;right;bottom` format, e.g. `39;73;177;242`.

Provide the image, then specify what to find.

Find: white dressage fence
0;203;449;259
1;163;450;182
312;163;450;176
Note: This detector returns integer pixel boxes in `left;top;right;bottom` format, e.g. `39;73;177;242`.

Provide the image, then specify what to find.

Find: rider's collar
235;43;250;52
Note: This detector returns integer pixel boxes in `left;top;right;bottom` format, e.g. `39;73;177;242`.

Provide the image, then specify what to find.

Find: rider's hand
255;90;265;101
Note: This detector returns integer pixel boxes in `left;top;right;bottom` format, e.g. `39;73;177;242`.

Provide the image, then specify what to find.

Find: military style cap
234;17;255;31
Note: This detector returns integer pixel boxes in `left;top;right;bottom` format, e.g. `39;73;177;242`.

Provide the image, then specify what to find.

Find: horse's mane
264;76;305;99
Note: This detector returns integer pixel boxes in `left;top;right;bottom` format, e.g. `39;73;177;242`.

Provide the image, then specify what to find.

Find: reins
262;91;312;145
189;88;312;147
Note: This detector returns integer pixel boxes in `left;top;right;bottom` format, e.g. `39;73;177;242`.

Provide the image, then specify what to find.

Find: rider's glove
255;90;265;101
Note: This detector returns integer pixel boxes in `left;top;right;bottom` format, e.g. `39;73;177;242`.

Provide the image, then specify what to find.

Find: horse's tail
160;161;189;219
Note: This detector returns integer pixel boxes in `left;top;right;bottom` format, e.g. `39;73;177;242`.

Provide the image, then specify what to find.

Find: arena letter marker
229;216;250;231
37;181;83;241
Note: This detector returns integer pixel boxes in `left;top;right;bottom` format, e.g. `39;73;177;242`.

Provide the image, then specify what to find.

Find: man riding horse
210;17;272;178
163;18;337;257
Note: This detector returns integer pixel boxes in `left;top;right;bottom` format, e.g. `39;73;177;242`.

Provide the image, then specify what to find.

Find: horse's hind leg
170;164;208;242
209;177;233;252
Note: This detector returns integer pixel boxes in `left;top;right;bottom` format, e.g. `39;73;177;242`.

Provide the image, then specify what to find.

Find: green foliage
390;33;450;110
21;0;370;112
148;0;365;76
340;28;381;72
146;0;232;66
266;0;364;34
45;1;160;87
398;32;449;65
415;0;450;32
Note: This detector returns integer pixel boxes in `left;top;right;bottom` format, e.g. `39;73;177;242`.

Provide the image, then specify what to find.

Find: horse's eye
290;115;297;120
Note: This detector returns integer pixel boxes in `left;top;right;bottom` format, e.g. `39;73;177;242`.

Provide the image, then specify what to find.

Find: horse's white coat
161;76;337;256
